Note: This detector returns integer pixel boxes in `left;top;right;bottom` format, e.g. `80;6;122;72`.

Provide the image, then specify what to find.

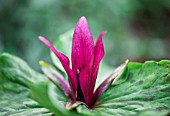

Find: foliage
0;30;169;116
0;53;170;116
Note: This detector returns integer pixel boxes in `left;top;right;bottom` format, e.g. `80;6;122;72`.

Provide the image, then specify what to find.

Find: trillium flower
39;16;128;109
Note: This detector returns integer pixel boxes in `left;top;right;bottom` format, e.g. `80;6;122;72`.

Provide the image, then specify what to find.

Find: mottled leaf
0;53;80;116
92;60;170;116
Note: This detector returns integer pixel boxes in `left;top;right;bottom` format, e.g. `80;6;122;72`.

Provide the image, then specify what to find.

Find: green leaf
0;53;49;87
90;60;170;116
0;53;51;115
0;86;52;116
135;110;170;116
0;53;80;116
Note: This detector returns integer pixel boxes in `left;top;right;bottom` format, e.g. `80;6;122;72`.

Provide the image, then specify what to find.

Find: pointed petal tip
102;30;107;35
38;36;47;42
38;36;45;41
39;61;45;66
38;36;51;46
77;16;88;25
122;59;129;67
98;30;107;39
79;16;87;21
39;61;50;67
125;59;129;64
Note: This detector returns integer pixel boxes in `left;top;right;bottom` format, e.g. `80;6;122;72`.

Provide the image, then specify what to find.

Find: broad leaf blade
0;53;48;87
0;70;51;115
93;60;170;116
0;53;80;116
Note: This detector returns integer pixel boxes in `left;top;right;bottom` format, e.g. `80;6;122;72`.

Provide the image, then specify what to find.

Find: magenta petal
93;60;128;103
71;16;94;73
63;64;77;97
78;31;106;106
53;73;73;98
79;66;91;105
93;31;106;70
39;36;69;66
90;31;106;94
39;36;77;96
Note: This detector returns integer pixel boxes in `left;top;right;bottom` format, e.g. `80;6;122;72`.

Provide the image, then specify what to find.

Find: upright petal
90;31;106;94
79;31;106;107
79;66;91;106
71;16;94;73
39;36;77;97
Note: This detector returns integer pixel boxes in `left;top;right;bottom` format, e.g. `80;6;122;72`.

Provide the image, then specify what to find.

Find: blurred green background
0;0;170;71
